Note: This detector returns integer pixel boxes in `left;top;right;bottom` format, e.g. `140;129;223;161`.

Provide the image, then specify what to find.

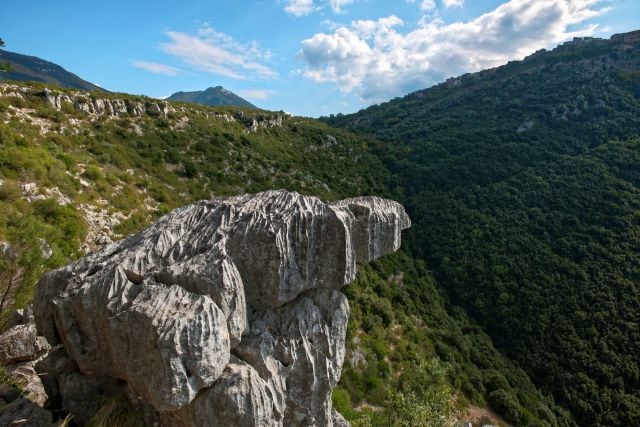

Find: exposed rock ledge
0;84;288;133
31;190;409;426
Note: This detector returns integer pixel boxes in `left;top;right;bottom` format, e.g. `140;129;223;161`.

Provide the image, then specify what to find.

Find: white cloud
407;0;437;12
442;0;464;8
160;26;276;80
237;89;279;100
298;0;610;102
282;0;356;16
321;19;341;30
132;60;180;76
329;0;355;14
284;0;317;16
421;0;437;11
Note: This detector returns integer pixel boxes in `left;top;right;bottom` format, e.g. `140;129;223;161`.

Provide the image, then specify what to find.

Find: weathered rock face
0;306;51;417
33;190;410;425
0;398;52;427
0;84;288;134
0;323;49;366
42;87;176;118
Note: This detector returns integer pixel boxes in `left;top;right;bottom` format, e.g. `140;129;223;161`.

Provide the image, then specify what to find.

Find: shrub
488;389;523;425
88;392;143;427
82;165;103;181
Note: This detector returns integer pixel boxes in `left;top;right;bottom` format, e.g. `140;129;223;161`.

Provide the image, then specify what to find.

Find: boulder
3;306;35;332
33;190;410;425
0;384;20;404
0;398;52;427
0;323;50;365
5;362;48;406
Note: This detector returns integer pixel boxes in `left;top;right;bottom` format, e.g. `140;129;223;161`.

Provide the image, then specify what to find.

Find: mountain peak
168;86;255;108
0;49;104;92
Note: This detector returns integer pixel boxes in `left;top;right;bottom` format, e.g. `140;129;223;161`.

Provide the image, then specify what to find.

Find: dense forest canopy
326;33;640;426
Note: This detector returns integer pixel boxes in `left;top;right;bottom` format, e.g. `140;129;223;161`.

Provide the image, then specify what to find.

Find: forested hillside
0;49;103;91
326;31;640;426
0;82;562;425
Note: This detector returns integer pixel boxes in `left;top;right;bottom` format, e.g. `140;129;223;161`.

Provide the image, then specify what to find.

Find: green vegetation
0;84;387;323
0;38;12;73
385;357;457;427
0;365;23;392
338;252;567;426
0;47;100;90
0;82;557;424
327;36;640;426
88;393;143;427
167;86;256;108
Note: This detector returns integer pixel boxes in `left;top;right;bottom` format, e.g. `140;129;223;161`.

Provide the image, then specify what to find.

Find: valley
0;27;639;427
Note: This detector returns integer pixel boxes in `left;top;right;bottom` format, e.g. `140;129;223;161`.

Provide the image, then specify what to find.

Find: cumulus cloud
328;0;355;14
161;26;276;80
406;0;436;11
132;60;180;76
283;0;355;16
442;0;464;8
284;0;317;16
298;0;610;102
237;89;279;100
421;0;437;11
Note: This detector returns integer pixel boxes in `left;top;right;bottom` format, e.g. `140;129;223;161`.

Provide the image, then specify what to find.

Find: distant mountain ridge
0;49;103;91
167;86;256;108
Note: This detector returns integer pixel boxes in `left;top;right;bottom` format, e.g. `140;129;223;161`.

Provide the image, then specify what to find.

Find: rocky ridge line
0;83;287;132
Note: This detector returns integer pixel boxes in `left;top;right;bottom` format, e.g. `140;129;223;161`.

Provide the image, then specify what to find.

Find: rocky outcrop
245;113;286;132
0;323;49;365
42;87;175;118
0;84;288;132
33;190;410;425
0;84;176;119
0;306;50;413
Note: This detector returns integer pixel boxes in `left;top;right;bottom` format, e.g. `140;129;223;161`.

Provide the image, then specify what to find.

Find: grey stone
0;324;50;365
173;357;280;426
0;384;20;403
0;398;52;427
234;288;349;426
33;190;409;425
5;362;48;406
3;306;35;332
36;346;122;426
332;408;350;427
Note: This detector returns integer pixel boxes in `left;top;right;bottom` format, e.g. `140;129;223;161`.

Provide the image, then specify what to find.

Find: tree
0;243;24;313
0;217;46;316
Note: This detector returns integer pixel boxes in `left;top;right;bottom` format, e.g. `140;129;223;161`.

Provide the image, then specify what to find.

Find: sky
1;0;638;117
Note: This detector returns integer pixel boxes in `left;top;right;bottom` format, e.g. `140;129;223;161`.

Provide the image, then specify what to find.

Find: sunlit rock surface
34;190;410;426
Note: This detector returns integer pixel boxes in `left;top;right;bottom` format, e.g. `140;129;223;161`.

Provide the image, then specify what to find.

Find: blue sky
1;0;638;116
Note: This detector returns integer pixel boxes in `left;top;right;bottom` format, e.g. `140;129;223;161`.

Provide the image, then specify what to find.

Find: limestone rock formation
0;323;49;365
0;83;287;133
33;190;410;425
0;306;51;417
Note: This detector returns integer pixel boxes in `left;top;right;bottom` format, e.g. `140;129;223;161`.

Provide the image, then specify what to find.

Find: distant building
611;30;640;44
